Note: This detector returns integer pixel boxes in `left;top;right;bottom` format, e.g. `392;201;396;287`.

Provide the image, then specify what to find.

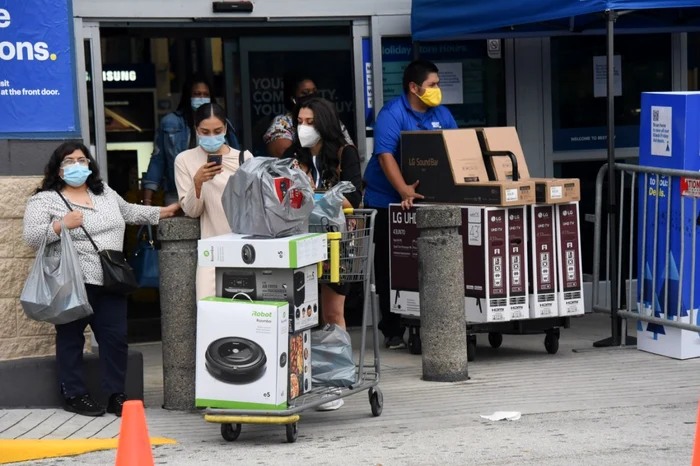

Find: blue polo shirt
363;93;458;208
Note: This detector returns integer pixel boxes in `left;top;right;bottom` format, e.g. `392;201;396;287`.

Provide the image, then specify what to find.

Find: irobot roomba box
196;297;289;410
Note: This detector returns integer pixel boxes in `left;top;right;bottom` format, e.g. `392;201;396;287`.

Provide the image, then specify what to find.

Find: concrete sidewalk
2;314;699;465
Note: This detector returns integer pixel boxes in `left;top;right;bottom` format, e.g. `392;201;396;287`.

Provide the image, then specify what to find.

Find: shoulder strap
239;148;246;167
336;144;358;173
55;190;100;252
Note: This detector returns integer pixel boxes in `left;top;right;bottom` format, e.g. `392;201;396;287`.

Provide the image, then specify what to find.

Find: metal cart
205;209;383;443
402;315;572;360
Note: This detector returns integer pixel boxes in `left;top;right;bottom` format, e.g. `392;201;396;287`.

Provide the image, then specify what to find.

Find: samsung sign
90;64;157;89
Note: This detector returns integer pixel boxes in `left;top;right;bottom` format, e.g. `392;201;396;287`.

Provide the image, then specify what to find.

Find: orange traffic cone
115;400;154;466
692;398;700;466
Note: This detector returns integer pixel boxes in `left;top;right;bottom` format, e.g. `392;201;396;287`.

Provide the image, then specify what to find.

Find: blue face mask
198;133;226;153
191;97;210;110
62;164;92;187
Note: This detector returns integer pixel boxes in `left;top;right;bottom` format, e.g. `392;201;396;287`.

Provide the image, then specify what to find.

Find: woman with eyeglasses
23;142;180;418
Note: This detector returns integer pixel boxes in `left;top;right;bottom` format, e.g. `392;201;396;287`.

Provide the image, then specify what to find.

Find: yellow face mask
417;87;442;107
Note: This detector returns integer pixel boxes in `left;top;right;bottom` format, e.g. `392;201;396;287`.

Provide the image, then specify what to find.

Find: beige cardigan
174;146;252;300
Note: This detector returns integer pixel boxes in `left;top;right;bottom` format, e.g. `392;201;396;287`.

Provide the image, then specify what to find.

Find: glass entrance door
235;36;355;156
77;22;108;181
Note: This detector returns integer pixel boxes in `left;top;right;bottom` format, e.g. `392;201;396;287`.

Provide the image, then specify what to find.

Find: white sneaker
316;390;344;411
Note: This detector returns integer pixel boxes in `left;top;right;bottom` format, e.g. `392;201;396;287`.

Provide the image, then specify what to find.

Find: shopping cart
204;209;382;443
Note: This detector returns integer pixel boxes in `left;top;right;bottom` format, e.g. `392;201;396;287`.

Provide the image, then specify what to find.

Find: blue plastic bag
311;324;356;388
132;225;159;288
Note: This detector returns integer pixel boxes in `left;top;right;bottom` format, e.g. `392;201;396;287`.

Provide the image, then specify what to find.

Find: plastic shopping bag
222;157;315;237
311;324;356;388
309;181;356;233
20;222;93;325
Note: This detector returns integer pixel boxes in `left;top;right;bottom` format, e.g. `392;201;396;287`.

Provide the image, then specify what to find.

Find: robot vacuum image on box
241;244;256;264
205;337;268;384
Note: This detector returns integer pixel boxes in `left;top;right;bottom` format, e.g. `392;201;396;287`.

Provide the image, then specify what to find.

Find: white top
23;185;161;286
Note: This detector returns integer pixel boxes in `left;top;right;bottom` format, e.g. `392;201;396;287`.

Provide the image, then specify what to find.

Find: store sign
247;50;354;156
99;64;157;89
0;1;77;135
553;126;639;152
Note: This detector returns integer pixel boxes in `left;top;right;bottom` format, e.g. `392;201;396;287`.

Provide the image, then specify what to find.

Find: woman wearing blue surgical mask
23;142;180;418
175;103;253;300
142;73;240;207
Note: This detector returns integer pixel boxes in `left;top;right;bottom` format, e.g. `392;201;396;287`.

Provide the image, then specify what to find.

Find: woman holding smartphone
175;103;252;299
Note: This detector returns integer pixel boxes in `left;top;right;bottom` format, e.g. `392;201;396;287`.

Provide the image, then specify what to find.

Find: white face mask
298;124;321;148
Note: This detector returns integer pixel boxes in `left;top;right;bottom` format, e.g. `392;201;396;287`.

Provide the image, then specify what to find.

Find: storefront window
550;34;672;152
687;33;700;91
380;37;507;127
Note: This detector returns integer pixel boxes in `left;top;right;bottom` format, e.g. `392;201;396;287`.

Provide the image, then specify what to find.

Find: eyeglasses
60;158;90;168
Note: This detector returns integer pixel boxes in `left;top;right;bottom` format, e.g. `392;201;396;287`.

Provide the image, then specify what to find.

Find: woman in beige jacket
175;103;252;300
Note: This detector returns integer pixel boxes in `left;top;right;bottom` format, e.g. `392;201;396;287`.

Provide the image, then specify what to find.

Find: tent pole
594;10;629;348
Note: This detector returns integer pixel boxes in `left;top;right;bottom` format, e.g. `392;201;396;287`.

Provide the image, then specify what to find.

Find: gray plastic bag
20;222;93;325
309;181;356;233
311;324;356;388
222;157;315;237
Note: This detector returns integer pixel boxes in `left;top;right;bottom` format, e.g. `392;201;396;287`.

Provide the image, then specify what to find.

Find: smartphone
207;154;222;166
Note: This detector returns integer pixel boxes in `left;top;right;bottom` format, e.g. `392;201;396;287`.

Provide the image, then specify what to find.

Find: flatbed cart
205;209;383;443
402;315;572;361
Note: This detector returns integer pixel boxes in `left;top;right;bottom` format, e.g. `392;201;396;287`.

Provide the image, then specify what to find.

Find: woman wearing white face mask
143;74;240;207
283;97;362;411
175;103;252;300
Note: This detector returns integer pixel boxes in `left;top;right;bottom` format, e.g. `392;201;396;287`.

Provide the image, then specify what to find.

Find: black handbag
57;191;140;296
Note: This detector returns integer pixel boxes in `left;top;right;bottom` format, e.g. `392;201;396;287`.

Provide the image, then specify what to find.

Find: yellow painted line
0;437;176;464
205;414;300;425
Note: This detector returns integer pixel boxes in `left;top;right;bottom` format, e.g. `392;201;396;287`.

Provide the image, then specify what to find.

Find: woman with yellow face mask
363;59;458;351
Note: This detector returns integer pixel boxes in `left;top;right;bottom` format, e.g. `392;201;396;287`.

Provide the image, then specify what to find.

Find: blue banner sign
0;0;77;136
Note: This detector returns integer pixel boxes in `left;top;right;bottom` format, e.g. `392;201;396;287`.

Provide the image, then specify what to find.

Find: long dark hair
194;102;227;128
176;73;214;149
36;142;104;194
292;97;346;188
283;72;315;112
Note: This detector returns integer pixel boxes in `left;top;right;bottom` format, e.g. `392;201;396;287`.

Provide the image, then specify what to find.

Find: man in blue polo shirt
364;59;458;349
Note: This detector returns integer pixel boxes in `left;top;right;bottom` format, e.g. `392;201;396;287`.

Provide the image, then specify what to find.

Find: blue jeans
55;285;128;398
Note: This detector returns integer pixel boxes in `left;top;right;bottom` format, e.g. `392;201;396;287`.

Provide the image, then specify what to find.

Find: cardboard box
478;127;581;204
401;129;535;206
533;178;581;204
195;297;288;410
389;204;518;322
477;127;531;181
215;265;319;332
554;202;584;316
288;330;311;401
528;205;559;318
636;92;700;359
464;207;510;323
507;206;529;320
199;233;327;269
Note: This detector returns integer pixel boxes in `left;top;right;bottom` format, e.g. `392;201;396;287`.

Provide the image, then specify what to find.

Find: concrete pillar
416;206;469;382
158;217;200;410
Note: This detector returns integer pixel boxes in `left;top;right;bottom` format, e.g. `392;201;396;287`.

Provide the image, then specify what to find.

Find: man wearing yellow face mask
363;59;458;350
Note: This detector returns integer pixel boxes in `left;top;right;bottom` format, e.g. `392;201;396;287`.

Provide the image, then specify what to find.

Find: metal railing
592;162;700;343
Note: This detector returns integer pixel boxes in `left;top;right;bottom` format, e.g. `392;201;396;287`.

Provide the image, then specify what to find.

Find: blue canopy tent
411;0;700;347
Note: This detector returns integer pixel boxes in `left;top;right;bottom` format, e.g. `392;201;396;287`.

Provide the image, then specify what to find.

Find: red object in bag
273;177;303;208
